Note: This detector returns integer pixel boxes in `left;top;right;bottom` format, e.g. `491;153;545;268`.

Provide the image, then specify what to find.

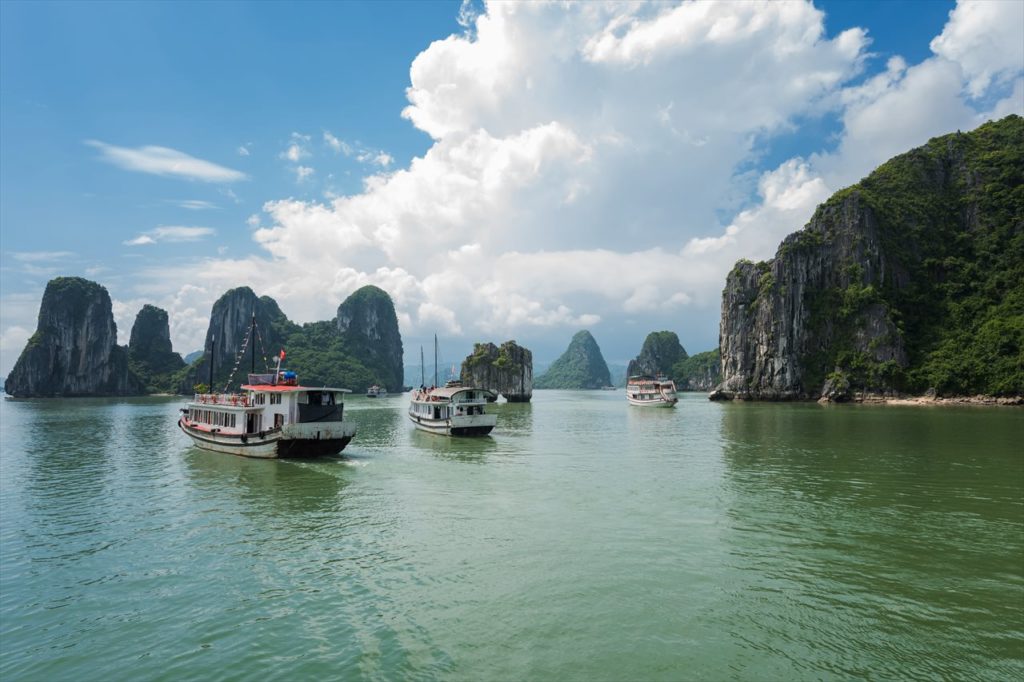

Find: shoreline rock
709;389;1022;406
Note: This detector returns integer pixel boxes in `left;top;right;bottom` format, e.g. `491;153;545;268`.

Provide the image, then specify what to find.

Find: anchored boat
178;315;355;458
365;385;387;398
626;375;678;408
408;336;496;436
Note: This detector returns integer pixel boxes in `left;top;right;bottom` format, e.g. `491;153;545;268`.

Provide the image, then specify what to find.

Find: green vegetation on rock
627;331;688;378
672;349;720;391
535;330;611;389
718;115;1023;399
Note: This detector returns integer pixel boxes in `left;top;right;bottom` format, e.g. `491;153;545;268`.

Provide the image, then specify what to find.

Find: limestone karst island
9;117;1021;404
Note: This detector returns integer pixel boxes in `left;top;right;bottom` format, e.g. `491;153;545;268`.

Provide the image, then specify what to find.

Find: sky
1;0;1022;377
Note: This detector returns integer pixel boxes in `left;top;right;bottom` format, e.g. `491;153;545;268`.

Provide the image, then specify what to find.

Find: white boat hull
407;412;496;436
626;396;678;407
179;418;356;458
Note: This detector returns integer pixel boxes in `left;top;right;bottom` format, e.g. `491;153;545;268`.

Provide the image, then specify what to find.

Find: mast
433;334;438;387
250;312;256;375
420;346;425;387
208;335;215;390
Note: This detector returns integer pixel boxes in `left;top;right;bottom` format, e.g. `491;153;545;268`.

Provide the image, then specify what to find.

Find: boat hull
626;396;678;407
407;413;496;436
178;418;355;458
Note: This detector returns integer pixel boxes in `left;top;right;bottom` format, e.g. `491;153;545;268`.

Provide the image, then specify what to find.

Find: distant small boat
366;385;387;398
601;386;617;391
626;375;678;408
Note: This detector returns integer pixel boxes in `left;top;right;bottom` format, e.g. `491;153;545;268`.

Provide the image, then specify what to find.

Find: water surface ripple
1;394;1021;680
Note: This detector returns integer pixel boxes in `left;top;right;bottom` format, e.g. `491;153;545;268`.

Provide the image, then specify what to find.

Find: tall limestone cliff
627;331;688;378
179;284;405;394
335;285;404;392
461;341;533;402
183;287;295;392
4;277;143;397
535;330;611;389
713;115;1024;400
129;305;185;391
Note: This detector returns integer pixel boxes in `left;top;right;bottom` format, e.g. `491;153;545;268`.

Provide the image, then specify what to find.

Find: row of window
191;409;237;428
249;393;283;406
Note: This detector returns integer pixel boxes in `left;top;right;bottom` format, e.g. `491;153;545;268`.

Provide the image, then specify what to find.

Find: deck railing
192;393;250;407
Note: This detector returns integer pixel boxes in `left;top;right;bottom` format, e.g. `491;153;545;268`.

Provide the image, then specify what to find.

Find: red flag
279;348;286;360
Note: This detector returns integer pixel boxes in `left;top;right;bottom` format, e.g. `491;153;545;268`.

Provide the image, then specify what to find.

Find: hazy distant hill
535;330;612;389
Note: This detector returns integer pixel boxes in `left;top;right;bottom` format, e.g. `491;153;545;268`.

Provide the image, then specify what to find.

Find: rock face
336;285;404;392
184;287;293;392
4;277;143;397
461;341;533;402
627;331;688;378
673;349;720;391
714;116;1024;400
128;305;185;388
535;330;611;389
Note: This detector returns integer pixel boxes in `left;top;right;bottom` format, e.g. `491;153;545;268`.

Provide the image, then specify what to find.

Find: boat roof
241;384;352;393
417;386;496;399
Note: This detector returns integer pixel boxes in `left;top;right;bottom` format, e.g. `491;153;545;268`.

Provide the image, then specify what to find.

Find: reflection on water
408;427;497;462
183;448;352;516
716;402;1024;680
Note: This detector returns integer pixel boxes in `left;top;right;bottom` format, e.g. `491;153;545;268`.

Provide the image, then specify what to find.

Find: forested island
711;115;1023;403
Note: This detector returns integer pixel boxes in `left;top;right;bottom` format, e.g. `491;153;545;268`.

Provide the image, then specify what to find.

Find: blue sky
1;0;1021;377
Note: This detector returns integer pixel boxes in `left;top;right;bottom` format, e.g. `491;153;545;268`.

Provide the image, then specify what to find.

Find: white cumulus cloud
101;0;1023;365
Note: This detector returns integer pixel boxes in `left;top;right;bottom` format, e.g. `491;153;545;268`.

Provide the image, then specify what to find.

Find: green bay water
1;392;1021;680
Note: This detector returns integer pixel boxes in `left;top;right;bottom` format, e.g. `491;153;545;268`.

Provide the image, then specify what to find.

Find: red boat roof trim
240;384;350;392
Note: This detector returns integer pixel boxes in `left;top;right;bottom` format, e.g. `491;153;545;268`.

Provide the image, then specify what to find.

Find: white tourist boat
366;384;387;398
408;381;497;436
626;375;679;408
408;337;496;436
178;315;355;458
179;372;355;458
